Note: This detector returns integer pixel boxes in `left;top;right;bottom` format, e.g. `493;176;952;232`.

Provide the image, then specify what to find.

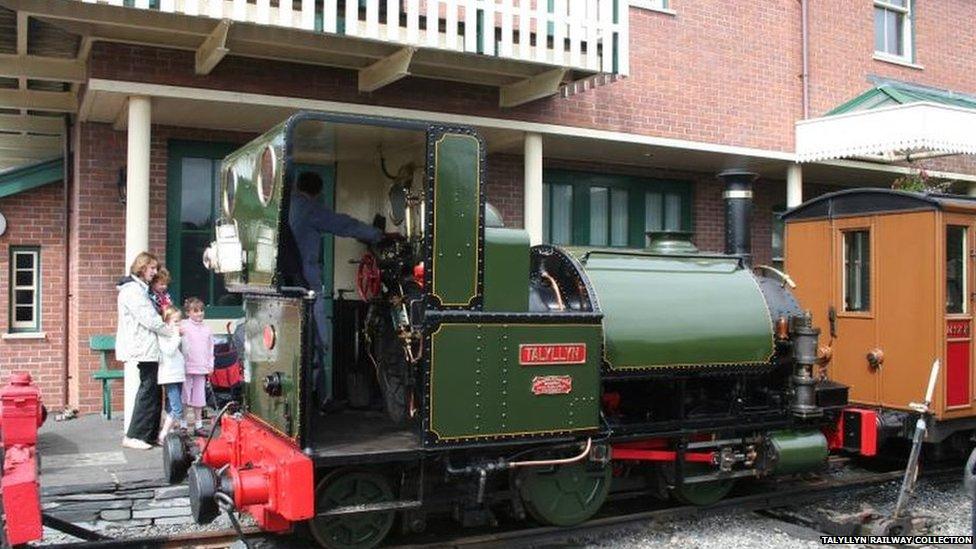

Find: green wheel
669;464;735;506
518;461;612;526
309;469;396;549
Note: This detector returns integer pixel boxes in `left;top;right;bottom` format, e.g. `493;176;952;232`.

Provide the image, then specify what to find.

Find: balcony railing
82;0;629;76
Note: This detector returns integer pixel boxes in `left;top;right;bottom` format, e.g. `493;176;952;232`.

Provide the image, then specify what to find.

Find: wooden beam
498;68;568;108
0;114;64;134
196;19;232;75
0;54;87;83
0;89;77;112
358;47;416;93
16;12;28;55
0;134;63;150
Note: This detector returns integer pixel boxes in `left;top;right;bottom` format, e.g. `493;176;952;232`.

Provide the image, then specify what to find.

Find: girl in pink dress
181;297;214;435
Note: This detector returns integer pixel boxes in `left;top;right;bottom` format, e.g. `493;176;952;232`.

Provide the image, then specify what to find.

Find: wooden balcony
12;0;628;107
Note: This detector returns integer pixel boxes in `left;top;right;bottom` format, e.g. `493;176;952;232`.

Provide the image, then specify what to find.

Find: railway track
392;464;962;548
33;463;962;549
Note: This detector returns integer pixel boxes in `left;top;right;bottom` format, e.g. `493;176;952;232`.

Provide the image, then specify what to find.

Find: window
771;206;786;270
874;0;913;60
542;171;691;248
9;247;40;332
947;226;967;314
632;0;672;12
167;141;242;317
843;231;871;312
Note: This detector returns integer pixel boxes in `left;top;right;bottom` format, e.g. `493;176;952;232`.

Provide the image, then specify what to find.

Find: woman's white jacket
157;330;186;385
115;275;172;362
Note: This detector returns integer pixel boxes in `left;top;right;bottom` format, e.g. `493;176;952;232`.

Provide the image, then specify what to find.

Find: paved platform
38;413;164;495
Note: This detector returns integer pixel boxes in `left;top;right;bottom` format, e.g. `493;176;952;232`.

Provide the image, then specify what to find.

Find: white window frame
9;247;40;333
631;0;675;15
874;0;913;62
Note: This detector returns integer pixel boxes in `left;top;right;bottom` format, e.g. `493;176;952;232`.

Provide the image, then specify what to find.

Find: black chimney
717;169;757;266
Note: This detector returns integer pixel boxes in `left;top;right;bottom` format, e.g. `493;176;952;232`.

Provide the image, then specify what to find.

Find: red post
1;372;46;546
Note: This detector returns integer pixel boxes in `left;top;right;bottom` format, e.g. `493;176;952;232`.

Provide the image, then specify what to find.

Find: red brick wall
87;3;804;153
809;0;976;117
485;154;524;228
0;182;67;407
71;122;254;413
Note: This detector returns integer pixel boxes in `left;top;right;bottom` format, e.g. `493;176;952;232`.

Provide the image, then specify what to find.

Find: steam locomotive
163;112;853;548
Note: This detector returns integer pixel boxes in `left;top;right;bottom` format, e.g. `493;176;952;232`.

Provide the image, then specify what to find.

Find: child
157;306;185;444
181;297;214;436
149;268;173;315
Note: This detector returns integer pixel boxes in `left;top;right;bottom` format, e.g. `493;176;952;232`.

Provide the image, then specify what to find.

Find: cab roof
781;188;976;222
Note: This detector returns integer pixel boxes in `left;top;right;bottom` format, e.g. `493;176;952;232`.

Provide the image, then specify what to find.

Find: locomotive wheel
309;469;396;549
517;461;612;526
669;464;736;506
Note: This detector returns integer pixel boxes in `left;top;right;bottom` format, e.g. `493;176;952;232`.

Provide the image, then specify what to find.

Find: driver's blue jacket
288;190;382;293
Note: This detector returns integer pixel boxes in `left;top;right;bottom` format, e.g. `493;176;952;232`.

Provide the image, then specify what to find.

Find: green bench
90;335;122;420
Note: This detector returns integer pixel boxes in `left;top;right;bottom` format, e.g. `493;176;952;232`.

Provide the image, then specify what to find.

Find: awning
796;81;976;163
0;157;63;199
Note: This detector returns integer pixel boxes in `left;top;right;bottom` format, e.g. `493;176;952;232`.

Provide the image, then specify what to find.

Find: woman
116;251;175;450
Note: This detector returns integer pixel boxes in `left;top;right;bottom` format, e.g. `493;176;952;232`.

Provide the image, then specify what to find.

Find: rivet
456;252;462;257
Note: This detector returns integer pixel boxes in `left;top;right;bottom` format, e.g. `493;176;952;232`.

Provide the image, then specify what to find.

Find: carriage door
832;218;880;405
945;220;972;411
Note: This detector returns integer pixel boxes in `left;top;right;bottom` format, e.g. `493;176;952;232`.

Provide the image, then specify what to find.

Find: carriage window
947;226;967;314
844;230;871;312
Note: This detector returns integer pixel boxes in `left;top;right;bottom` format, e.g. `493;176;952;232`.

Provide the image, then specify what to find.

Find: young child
156;306;185;444
149;267;173;315
181;297;214;435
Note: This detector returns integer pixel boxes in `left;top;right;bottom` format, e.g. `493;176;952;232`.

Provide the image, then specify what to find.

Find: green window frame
166;140;243;319
542;170;692;248
8;246;40;333
771;204;786;270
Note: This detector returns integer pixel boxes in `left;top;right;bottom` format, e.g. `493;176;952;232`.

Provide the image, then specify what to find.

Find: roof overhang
0;157;63;199
796;101;976;163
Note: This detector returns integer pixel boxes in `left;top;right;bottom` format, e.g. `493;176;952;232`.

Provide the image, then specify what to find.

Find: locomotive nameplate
519;344;587;365
531;375;573;395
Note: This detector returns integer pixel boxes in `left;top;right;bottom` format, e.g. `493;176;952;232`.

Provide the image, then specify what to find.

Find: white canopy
796;102;976;162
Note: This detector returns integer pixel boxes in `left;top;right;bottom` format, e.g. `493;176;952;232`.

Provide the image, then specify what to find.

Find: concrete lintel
0;54;87;83
195;19;232;76
358;47;416;93
0;89;77;112
499;68;568;108
0;114;65;134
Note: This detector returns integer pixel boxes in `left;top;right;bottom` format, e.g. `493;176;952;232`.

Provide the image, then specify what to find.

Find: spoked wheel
517;460;612;526
668;463;736;506
309;469;396;549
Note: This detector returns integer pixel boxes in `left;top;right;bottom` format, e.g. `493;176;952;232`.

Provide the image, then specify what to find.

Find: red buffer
196;414;314;532
0;372;46;546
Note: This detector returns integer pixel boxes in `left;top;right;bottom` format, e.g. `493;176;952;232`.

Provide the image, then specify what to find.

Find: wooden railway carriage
783;189;976;446
164;112;847;549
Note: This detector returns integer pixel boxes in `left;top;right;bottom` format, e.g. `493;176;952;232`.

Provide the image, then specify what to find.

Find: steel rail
392;466;960;548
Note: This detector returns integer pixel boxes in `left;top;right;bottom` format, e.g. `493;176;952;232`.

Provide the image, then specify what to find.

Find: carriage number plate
531;375;573;395
519;344;587;365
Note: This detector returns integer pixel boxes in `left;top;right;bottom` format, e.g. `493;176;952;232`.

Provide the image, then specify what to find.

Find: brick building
0;0;975;415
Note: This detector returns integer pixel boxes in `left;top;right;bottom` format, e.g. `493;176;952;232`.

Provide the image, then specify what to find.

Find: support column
524;132;543;245
787;163;803;208
123;95;151;431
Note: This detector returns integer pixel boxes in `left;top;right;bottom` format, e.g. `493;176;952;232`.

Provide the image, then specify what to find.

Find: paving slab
37;414;164;494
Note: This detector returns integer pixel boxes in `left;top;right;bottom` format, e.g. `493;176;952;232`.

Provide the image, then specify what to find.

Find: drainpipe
801;0;810;119
61;114;72;409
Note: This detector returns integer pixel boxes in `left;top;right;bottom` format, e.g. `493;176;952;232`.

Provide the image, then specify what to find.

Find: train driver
288;171;383;408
